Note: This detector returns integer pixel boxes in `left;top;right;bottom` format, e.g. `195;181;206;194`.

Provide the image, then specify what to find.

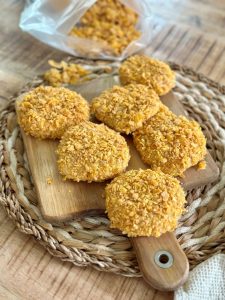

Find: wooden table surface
0;0;225;299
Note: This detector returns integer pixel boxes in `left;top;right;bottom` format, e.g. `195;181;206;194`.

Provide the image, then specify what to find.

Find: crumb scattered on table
44;60;90;87
197;160;207;170
46;177;53;185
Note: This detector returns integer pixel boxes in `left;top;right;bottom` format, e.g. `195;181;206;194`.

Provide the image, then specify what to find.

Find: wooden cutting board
17;76;219;291
19;76;219;222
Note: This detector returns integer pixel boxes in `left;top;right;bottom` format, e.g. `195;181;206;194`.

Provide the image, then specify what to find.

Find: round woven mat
0;62;225;277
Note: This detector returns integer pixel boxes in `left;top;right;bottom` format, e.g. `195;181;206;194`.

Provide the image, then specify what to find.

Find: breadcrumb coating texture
91;84;160;134
105;169;185;237
57;121;130;182
119;55;176;95
43;60;89;87
70;0;140;55
17;86;90;139
133;105;207;176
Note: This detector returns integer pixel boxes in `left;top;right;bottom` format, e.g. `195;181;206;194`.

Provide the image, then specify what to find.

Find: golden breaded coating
133;105;207;176
106;169;185;237
91;84;160;134
57;121;130;182
119;55;176;95
17;86;90;139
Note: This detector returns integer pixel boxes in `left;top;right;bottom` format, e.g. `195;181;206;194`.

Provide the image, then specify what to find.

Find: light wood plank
0;209;172;300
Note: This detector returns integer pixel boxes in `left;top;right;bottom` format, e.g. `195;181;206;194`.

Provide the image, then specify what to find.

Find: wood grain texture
0;208;171;300
21;131;106;221
132;233;189;291
0;0;225;299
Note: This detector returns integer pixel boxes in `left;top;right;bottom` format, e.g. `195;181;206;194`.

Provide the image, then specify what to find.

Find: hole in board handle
154;250;173;269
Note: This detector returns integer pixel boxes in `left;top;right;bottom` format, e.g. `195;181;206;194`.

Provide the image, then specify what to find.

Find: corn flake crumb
133;105;207;176
105;169;186;237
17;86;90;139
80;0;138;27
70;0;140;55
119;55;176;95
57;121;130;182
44;60;90;87
197;160;207;170
91;84;160;134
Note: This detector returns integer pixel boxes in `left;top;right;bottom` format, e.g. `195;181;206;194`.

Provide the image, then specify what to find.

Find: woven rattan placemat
0;62;225;277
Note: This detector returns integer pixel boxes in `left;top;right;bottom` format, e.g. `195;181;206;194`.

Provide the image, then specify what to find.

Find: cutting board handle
131;232;189;291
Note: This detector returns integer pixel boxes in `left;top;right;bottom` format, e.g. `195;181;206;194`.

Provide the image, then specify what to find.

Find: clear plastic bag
19;0;152;60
